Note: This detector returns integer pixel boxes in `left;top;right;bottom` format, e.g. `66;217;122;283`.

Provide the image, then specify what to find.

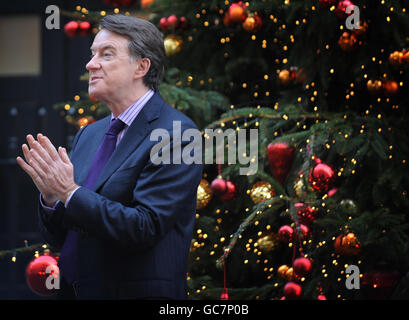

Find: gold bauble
294;177;307;198
334;232;361;256
250;181;275;204
366;79;383;93
277;265;289;279
339;199;358;215
278;69;292;85
256;232;279;253
342;233;361;255
164;35;184;57
196;179;212;210
242;16;257;32
389;51;404;66
285;267;295;281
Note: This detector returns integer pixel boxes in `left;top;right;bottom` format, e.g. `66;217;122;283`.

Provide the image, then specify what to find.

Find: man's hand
16;133;79;205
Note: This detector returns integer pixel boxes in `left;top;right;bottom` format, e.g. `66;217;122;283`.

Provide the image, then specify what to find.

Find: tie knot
107;118;126;136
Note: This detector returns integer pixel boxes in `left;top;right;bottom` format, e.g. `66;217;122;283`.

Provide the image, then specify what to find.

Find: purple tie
58;118;126;285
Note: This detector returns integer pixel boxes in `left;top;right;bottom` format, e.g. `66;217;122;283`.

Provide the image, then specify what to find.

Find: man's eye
104;53;112;57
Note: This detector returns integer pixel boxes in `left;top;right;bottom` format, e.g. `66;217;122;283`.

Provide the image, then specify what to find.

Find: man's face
86;29;137;103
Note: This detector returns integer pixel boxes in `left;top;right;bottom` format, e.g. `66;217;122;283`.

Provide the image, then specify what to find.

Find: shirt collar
110;89;155;126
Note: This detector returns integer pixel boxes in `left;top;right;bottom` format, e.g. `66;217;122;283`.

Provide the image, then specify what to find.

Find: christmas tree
6;0;408;300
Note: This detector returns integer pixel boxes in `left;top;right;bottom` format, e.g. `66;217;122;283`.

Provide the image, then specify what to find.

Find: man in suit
16;15;202;299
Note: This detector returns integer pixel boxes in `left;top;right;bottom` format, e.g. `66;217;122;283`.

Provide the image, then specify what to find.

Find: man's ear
134;58;151;79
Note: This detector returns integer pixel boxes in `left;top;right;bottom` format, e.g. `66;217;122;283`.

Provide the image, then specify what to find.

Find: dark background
0;0;110;299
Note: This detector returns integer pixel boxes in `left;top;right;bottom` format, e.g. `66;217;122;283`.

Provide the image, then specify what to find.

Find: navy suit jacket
38;92;202;299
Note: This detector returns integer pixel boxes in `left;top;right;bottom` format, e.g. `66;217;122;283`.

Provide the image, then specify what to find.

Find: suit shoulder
81;115;110;133
159;101;198;130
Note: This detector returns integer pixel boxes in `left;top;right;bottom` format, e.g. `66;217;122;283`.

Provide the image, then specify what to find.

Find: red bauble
211;178;227;195
64;21;79;37
78;21;91;36
211;178;237;201
328;188;338;197
296;224;310;240
278;225;294;242
120;0;136;5
308;158;336;193
104;0;136;6
141;0;154;8
319;0;338;8
295;202;317;225
317;294;327;300
267;142;295;184
167;15;179;30
220;288;229;300
254;15;263;31
383;80;399;95
283;282;303;300
338;31;357;52
223;12;234;27
295;68;307;84
335;0;354;19
26;255;60;296
403;51;409;64
220;180;237;201
178;16;189;31
228;3;247;23
293;257;312;277
159;17;169;32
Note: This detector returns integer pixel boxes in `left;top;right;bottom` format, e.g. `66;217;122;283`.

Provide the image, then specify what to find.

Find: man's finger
24;150;49;182
26;135;53;166
16;156;34;177
26;135;37;151
59;147;71;165
29;148;52;174
22;144;32;163
16;157;48;192
31;138;55;165
16;156;42;183
22;144;48;179
37;134;60;161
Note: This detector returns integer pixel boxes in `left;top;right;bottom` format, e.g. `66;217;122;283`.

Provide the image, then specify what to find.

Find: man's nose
86;55;100;71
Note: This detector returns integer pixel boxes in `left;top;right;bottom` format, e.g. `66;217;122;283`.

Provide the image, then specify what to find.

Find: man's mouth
90;76;103;83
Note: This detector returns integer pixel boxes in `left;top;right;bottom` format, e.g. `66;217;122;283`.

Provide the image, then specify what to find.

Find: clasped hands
16;134;79;207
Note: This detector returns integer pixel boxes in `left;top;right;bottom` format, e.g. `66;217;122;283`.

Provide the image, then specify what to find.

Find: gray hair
99;14;165;91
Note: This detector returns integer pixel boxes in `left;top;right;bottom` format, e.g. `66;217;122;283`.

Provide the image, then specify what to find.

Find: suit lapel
91;92;163;191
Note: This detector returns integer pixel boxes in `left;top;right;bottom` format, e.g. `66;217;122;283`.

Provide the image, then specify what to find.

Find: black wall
0;0;109;299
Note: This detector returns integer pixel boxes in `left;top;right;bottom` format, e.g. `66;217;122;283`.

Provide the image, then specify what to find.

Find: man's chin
88;89;104;103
